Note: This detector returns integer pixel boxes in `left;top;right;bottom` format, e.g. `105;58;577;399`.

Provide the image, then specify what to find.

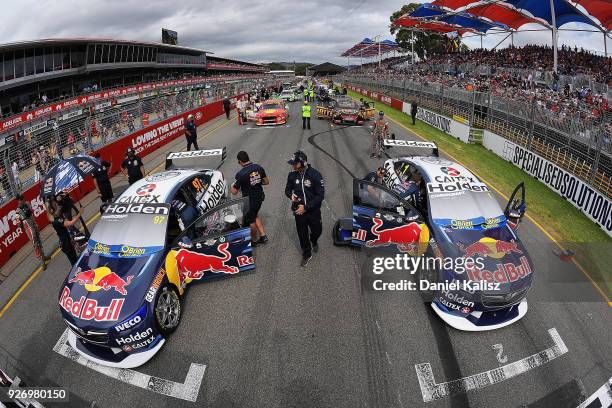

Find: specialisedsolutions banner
484;131;612;238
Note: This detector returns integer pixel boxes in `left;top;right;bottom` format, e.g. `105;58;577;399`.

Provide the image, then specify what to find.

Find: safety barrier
0;82;261;268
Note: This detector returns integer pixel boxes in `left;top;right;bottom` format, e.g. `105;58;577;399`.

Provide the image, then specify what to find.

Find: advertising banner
484;130;612;237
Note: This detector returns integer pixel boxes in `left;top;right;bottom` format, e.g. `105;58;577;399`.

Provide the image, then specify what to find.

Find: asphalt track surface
0;107;610;408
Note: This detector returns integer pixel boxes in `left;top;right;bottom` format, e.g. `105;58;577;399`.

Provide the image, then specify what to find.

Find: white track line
53;329;206;402
577;377;612;408
415;328;568;403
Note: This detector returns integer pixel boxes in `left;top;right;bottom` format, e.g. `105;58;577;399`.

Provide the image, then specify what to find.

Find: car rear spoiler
165;147;227;171
383;139;439;157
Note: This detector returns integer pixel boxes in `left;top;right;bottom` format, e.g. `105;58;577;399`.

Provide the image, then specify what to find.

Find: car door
166;197;254;285
352;179;429;254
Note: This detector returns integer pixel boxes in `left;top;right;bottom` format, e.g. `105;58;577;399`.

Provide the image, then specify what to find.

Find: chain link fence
342;74;612;198
0;77;269;205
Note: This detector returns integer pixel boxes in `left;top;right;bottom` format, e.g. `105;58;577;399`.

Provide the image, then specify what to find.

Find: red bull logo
463;238;522;259
467;256;532;284
59;287;124;321
175;243;239;280
365;218;421;253
69;267;133;295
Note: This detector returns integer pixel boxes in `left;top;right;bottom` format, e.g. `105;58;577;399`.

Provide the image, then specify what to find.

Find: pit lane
0;106;610;407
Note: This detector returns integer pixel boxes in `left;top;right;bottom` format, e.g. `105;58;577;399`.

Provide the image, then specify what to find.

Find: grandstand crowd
352;45;611;142
3;72;265;119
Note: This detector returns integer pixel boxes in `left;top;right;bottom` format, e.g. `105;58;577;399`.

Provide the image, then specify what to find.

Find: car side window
185;174;211;204
175;198;249;245
354;180;402;213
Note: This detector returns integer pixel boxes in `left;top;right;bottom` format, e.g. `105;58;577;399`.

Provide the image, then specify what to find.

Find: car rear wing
165;147;227;171
383;139;439;157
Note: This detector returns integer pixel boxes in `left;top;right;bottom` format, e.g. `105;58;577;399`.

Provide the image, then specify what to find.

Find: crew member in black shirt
50;207;82;265
92;152;113;203
231;151;269;246
121;148;144;185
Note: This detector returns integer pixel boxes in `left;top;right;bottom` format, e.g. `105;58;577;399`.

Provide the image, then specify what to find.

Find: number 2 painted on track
492;343;508;364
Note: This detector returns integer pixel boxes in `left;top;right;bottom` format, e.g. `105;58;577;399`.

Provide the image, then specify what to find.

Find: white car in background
280;90;296;102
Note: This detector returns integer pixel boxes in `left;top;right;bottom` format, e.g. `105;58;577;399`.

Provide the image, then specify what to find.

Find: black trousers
61;242;78;265
186;136;199;151
411;113;416;125
294;210;322;258
302;117;311;129
225;108;231;119
98;179;113;202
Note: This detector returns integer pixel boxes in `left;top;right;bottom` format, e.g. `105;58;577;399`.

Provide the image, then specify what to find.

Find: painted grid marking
415;328;568;403
53;329;206;402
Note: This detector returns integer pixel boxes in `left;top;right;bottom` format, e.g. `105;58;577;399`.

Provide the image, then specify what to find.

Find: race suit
371;119;389;156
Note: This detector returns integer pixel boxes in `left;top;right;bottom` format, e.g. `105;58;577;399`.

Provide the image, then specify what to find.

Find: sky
0;0;610;64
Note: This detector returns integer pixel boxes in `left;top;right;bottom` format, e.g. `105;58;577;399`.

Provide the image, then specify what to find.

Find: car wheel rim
156;290;180;329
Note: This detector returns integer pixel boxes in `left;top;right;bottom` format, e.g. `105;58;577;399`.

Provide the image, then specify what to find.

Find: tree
389;3;467;59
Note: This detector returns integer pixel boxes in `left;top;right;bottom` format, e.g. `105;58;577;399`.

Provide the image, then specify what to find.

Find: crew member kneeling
285;151;324;267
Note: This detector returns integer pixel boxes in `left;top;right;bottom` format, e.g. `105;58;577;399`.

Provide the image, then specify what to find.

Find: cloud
1;0;609;65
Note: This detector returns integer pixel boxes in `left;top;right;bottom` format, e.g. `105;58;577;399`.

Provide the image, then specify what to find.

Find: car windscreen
90;203;169;249
262;104;282;110
429;190;503;225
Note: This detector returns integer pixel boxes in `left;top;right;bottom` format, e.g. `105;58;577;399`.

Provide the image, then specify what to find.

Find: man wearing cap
231;151;269;246
184;114;199;151
364;166;385;185
121;148;145;185
285;151;324;267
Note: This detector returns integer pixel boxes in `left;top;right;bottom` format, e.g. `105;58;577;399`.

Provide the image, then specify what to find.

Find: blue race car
59;149;255;368
333;139;531;331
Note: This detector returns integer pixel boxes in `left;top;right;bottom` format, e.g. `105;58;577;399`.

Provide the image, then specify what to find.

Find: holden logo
136;183;156;196
195;112;203;120
441;167;461;177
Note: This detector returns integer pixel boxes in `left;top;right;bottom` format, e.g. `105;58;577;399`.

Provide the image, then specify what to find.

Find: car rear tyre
154;285;181;336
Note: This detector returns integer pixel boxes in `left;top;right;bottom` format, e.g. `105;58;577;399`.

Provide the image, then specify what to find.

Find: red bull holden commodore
333;139;531;331
255;99;288;126
58;148;257;367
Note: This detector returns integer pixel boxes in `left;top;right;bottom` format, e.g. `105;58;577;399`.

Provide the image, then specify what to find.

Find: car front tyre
154;285;182;336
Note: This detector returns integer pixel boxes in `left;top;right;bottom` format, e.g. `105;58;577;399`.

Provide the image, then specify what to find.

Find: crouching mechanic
285;151;324;267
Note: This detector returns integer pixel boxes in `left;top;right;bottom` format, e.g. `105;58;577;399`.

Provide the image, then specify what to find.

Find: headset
292;150;308;166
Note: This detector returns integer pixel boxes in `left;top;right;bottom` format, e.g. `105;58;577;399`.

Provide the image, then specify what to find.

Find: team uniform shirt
92;160;111;183
52;217;72;249
233;163;267;201
284;166;325;213
364;171;383;184
121;156;144;181
185;120;197;138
